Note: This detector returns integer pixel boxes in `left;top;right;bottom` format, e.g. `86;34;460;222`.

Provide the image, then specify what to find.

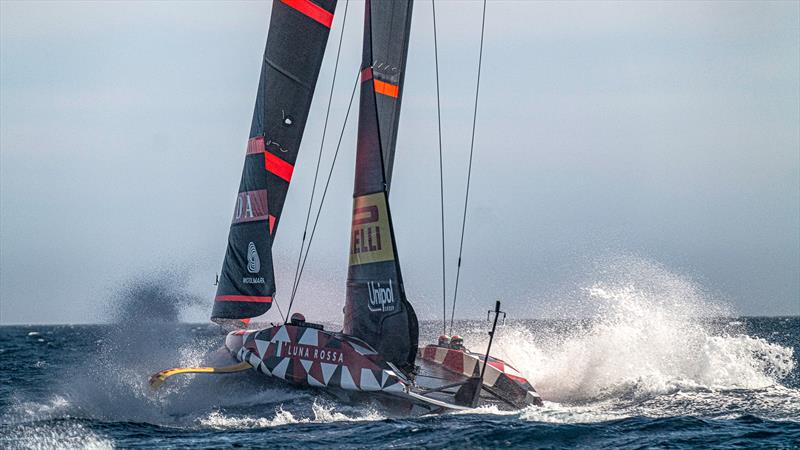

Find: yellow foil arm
148;361;251;389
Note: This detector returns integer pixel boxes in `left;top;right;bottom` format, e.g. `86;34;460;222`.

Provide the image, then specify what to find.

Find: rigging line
431;0;447;337
449;0;487;335
271;294;286;323
289;0;350;307
285;71;359;320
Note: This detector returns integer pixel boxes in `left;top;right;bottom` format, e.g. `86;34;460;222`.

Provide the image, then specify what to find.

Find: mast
212;0;338;328
343;0;417;372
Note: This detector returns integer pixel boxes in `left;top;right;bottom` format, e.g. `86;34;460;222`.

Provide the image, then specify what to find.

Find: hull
418;345;543;408
227;323;409;394
226;323;458;413
224;322;542;412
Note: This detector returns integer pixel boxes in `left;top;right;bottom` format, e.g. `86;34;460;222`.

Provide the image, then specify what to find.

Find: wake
3;259;797;431
482;256;797;420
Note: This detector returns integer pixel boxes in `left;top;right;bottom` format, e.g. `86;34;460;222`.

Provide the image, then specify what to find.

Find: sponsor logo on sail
242;276;265;284
247;242;260;274
349;192;395;266
232;190;268;224
367;279;396;312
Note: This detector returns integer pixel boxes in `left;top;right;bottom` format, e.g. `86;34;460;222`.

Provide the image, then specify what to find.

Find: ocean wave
197;400;385;430
0;420;114;450
1;255;796;448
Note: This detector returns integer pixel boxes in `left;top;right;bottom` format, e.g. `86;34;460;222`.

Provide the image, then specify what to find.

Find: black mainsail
212;0;338;326
343;0;418;372
369;0;414;191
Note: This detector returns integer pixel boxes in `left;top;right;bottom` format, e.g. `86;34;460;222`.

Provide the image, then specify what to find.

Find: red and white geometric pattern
419;344;542;407
226;324;407;394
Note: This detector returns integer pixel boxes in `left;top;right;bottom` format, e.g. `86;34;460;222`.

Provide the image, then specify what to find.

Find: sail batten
212;0;337;326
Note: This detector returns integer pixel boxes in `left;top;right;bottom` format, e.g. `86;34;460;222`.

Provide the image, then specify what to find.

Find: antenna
473;300;505;405
486;303;506;325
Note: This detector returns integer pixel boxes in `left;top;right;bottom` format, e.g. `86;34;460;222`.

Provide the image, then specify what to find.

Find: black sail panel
253;0;338;237
343;0;418;372
368;0;413;191
212;0;337;326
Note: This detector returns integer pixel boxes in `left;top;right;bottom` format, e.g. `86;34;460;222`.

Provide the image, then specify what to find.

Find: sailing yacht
150;0;542;413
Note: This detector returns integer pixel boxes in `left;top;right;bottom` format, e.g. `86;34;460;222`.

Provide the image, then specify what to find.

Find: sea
1;281;799;449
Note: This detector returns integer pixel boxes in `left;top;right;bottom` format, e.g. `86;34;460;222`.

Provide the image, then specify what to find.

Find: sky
1;0;798;325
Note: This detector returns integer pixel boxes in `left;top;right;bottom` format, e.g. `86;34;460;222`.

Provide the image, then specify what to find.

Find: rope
431;0;447;337
449;0;487;335
272;294;285;322
287;0;349;319
285;71;359;319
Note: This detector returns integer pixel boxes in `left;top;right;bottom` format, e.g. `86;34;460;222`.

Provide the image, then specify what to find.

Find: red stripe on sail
215;295;273;303
264;152;294;182
373;79;399;98
269;214;277;234
246;136;265;155
281;0;333;28
360;67;373;82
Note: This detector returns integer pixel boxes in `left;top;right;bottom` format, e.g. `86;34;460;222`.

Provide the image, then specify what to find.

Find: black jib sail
212;0;338;326
343;0;418;373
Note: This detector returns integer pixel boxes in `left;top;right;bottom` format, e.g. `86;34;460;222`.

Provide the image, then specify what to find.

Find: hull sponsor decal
281;343;345;363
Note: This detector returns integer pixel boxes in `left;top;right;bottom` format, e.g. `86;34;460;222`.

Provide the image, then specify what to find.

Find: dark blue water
1;270;799;449
1;313;798;449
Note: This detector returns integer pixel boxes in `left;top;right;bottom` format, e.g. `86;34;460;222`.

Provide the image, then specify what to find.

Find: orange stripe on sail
264;152;294;182
280;0;333;28
373;79;399;98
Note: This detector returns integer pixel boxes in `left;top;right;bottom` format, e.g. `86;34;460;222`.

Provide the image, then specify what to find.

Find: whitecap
196;400;385;430
465;256;796;417
0;421;114;450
